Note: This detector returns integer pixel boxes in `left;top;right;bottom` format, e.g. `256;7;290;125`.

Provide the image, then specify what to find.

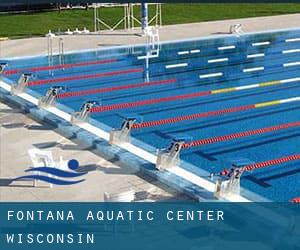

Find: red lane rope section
28;68;143;86
90;90;213;113
57;78;177;99
182;121;300;148
131;105;255;129
3;59;117;75
291;197;300;203
242;154;300;172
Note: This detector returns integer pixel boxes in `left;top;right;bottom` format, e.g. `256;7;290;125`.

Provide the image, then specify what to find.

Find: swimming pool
1;28;300;202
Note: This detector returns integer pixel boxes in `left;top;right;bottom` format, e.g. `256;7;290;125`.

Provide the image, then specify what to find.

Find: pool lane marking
285;38;300;43
165;63;188;69
241;154;300;172
282;49;300;54
283;61;300;67
90;77;300;113
137;54;159;60
243;67;264;73
218;45;235;50
190;49;201;54
27;68;144;86
177;49;201;55
208;58;228;63
57;78;177;99
247;53;265;58
177;51;189;55
182;121;300;148
252;41;270;46
0;79;251;202
199;72;223;79
3;59;118;75
131;96;300;129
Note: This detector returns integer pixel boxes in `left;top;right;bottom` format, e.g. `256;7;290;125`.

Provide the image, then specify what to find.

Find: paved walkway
1;14;299;58
0;102;190;201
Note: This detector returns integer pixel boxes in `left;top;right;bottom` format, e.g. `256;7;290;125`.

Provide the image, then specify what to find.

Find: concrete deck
0;14;299;58
0;101;190;201
0;14;299;201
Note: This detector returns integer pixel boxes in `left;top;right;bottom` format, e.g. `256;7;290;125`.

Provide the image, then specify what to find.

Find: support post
141;3;148;34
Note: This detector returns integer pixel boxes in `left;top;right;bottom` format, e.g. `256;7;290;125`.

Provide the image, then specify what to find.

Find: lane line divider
90;77;300;114
28;68;143;86
291;197;300;203
131;96;300;129
57;78;177;99
242;154;300;172
3;59;118;75
182;121;300;148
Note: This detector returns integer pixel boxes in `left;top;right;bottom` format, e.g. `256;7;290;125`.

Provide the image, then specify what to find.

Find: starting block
214;158;254;199
11;73;32;95
38;86;65;108
109;114;143;145
0;62;7;74
229;24;243;35
156;135;192;170
71;101;99;124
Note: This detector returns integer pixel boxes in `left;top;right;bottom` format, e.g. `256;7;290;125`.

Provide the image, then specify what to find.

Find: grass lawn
0;3;299;39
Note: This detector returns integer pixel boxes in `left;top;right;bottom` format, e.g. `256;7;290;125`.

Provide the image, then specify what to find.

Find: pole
141;3;148;32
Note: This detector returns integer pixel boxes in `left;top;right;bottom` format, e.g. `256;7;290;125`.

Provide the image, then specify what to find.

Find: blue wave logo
13;159;86;185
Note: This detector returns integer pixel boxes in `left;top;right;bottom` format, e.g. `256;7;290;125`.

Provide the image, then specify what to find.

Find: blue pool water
2;28;300;201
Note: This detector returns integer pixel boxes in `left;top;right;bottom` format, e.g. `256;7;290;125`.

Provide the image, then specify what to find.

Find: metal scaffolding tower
93;3;162;32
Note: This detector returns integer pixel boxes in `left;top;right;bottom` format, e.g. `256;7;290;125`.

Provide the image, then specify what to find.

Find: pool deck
0;14;299;202
0;101;191;201
1;13;299;58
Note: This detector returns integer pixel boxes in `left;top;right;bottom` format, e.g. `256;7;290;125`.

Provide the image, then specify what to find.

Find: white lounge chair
27;148;67;188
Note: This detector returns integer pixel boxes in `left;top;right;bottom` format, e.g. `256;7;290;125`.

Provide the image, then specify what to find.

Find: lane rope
242;154;300;172
57;78;177;98
182;121;300;148
291;197;300;203
90;77;300;113
28;68;143;86
131;96;300;129
3;59;118;75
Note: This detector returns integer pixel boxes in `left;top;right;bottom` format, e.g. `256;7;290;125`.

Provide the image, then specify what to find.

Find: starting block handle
0;62;8;74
